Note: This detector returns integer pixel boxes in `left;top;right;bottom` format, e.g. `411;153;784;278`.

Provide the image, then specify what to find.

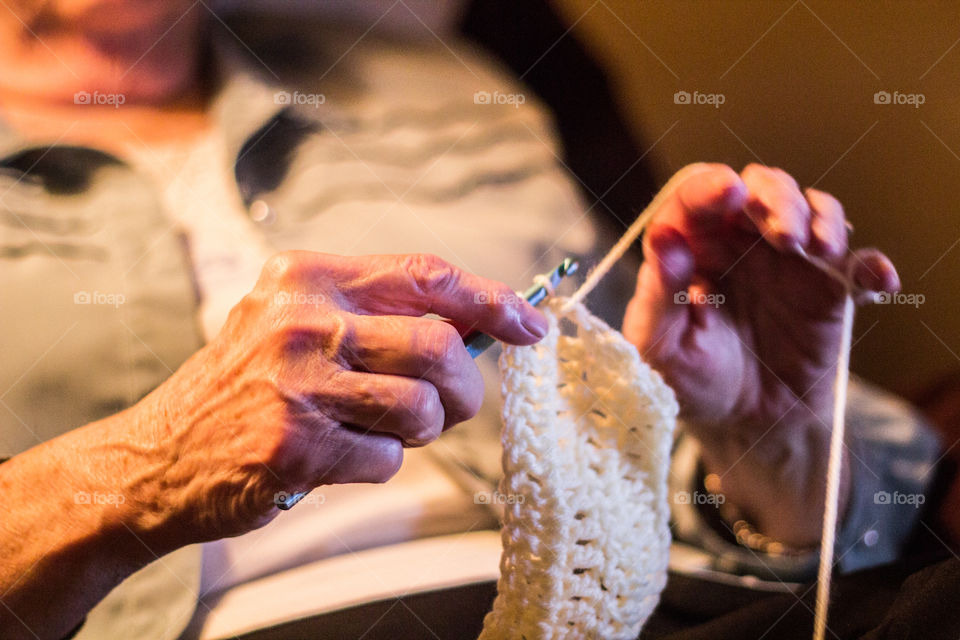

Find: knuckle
698;162;736;179
443;368;484;427
224;291;261;326
807;187;843;212
276;314;352;361
406;385;443;443
372;440;404;483
420;321;463;366
770;166;799;187
457;386;484;423
769;169;802;194
701;162;737;182
409;382;442;425
463;373;485;419
743;163;797;188
263;252;296;281
403;253;458;296
264;251;311;285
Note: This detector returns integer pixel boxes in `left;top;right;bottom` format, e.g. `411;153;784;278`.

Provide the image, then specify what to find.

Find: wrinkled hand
142;252;546;542
622;163;899;545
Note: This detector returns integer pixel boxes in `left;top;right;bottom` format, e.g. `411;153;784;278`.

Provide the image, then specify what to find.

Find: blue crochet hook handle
275;257;579;510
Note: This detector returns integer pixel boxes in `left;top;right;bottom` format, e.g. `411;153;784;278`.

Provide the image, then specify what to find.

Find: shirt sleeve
669;376;943;582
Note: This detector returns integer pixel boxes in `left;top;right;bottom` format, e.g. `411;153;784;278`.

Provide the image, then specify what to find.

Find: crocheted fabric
479;298;678;640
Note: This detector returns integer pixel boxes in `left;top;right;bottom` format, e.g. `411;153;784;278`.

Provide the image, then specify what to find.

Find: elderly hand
140;252;546;542
622;163;899;546
0;251;546;640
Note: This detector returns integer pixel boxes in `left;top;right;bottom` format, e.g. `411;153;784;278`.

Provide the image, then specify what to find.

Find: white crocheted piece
479;298;678;640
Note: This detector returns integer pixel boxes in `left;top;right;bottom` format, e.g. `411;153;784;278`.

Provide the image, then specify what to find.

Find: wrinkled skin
0;252;546;639
145;251;548;542
624;163;900;546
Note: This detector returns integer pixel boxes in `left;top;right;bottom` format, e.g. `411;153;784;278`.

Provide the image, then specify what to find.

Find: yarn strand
566;164;711;308
813;289;855;640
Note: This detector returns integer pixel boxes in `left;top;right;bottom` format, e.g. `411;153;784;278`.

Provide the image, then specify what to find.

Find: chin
84;6;205;103
0;1;204;105
107;44;203;103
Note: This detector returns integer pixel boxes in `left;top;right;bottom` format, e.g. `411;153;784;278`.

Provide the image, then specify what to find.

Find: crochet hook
275;257;579;510
463;257;578;358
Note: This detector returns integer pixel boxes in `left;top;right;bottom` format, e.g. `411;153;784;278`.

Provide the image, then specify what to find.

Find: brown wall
553;0;960;396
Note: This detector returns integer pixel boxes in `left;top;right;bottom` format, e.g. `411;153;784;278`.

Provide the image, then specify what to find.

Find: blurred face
0;0;204;103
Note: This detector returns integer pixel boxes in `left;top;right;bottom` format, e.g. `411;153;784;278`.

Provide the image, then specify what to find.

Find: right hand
135;252;547;542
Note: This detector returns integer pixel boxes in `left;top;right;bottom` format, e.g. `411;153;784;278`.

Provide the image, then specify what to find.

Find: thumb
623;224;695;360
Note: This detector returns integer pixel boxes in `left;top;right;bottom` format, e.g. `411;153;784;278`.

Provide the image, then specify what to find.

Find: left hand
622;163;899;546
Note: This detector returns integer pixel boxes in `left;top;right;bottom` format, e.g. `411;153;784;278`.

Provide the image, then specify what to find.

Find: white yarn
479;298;678;640
565;163;712;309
813;288;855;640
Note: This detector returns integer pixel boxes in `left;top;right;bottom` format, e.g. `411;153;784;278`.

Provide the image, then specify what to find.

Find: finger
805;187;848;260
623;224;695;359
652;163;748;231
313;370;444;446
312;426;404;485
342;314;484;429
849;248;901;294
641;164;749;275
271;252;547;344
740;164;811;252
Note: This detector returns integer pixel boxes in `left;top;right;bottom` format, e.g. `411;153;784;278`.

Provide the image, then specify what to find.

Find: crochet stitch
479;297;678;640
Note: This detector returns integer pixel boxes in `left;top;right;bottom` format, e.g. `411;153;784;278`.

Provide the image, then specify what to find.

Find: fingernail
521;309;548;339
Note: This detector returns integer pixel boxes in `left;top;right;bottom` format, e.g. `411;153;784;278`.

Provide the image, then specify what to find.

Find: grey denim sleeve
669;376;942;582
